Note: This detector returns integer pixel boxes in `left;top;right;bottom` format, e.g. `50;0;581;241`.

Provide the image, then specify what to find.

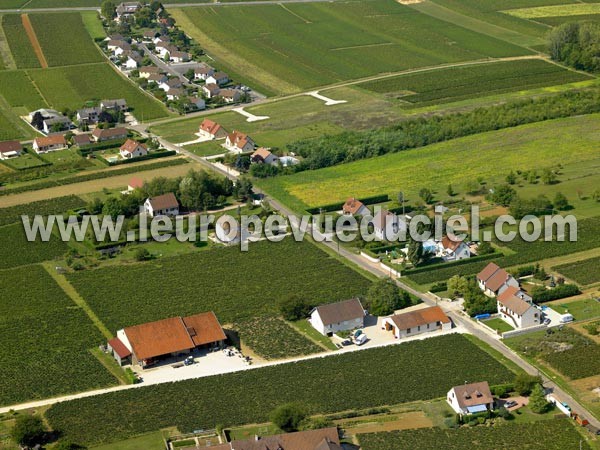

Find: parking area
540;305;564;327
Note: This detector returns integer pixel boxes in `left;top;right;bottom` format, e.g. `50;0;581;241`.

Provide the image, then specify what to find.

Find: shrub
270;403;308;432
11;415;45;447
531;284;581;303
279;295;313;321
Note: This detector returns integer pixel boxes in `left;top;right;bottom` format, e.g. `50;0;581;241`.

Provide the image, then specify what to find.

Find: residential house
206;71;229;86
29;108;61;123
309;298;365;336
251;147;278;165
155;43;178;58
438;236;471;261
221;427;342;450
42;116;72;134
119;139;148;159
342;197;370;216
33;135;67;153
0;141;22;160
382;306;451;339
107;39;126;52
194;65;215;81
202;83;220;98
497;286;539;329
92;127;128;142
72;133;92;147
477;262;519;297
187;97;206;110
101;99;128;112
142;30;159;41
225;131;255;153
218;88;241;103
123;52;143;69
112;41;131;57
159;78;183;92
139;66;161;78
170;50;191;63
76;107;102;124
198;118;227;140
373;209;406;241
147;73;168;85
447;382;494;416
127;176;144;192
153;35;170;45
144;192;179;217
111;311;226;368
166;88;185;101
116;2;141;21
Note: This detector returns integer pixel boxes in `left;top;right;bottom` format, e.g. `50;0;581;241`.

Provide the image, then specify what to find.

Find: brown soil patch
338;411;432;435
21;14;48;69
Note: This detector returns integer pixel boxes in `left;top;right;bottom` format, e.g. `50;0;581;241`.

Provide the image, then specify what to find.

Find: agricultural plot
359;419;591;450
357;59;591;106
533;13;600;26
503;3;600;19
28;13;103;66
235;316;323;359
0;223;68;269
172;0;530;95
1;152;46;170
0;70;46;110
81;11;105;41
0;195;84;227
0;266;118;406
1;14;40;69
46;334;515;446
554;256;600;286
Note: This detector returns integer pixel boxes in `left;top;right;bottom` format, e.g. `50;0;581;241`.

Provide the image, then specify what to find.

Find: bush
11;415;45;447
366;278;410;316
531;284;581;303
429;282;447;293
269;403;308;432
514;373;542;396
279;295;313;321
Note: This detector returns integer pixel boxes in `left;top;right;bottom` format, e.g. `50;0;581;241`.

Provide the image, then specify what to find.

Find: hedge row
533;284;581;303
106;150;177;166
306;194;390;214
403;252;500;276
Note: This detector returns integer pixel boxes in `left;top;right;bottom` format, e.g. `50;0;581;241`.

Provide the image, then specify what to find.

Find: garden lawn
553;256;600;286
0;265;118;406
482;317;514;333
46;334;515;446
551;298;600;321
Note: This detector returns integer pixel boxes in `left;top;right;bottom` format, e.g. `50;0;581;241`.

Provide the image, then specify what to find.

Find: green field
359;419;592;450
172;0;530;95
504;3;600;19
46;334;515;446
1;14;40;69
1;152;46;170
533;13;600;26
0;223;69;269
0;265;118;406
0;70;46;109
551;298;600;320
357;59;591;106
81;11;106;41
554;257;600;286
0;195;84;226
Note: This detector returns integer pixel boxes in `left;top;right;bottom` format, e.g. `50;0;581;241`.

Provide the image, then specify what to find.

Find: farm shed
382;305;451;339
310;298;365;336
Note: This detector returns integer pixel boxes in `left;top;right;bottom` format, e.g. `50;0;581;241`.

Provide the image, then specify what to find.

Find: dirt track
21;13;48;68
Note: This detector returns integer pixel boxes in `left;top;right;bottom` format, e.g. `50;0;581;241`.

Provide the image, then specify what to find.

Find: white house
309;298;365;336
166;88;184;101
202;83;220;99
382;306;451;339
198;118;228;140
123;53;142;70
33;135;67;153
159;78;183;92
115;2;141;21
42;116;72;134
139;66;161;78
76;107;102;124
0;141;22;160
147;73;168;85
170;51;190;63
144;192;179;217
101;99;127;112
119;139;148;159
194;65;215;81
447;382;494;416
187;97;206;111
437;236;471;261
477;262;519;297
206;71;229;86
342;198;370;216
373;209;406;241
497;286;540;329
218;88;242;103
251;147;278;165
225;131;255;153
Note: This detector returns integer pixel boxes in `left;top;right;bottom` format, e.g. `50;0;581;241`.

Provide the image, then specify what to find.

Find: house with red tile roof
119;139;148;159
447;381;494;416
496;286;539;329
199;118;228;140
33;135;67;153
342;197;370;216
225;130;255;154
144;192;179;217
477;262;519;297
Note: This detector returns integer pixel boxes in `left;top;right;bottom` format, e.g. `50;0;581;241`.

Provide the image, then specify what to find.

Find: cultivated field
554;257;600;286
1;14;40;69
172;0;530;95
45;334;515;446
0;223;68;269
0;195;84;226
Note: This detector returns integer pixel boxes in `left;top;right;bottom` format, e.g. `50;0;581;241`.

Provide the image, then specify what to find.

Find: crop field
505;327;600;380
235;316;323;359
554;256;600;286
28;13;103;66
533;13;600;26
357;59;591;106
81;11;105;41
0;195;84;226
45;334;515;446
359;419;591;450
67;239;372;332
503;3;600;19
0;70;45;108
0;223;68;269
0;152;46;170
172;0;530;95
258;114;600;212
1;14;40;69
0;265;117;406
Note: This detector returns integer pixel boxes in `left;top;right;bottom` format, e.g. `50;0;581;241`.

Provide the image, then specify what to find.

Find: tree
505;171;517;185
419;188;433;204
269;403;308;432
477;240;494;255
529;383;549;413
541;168;557;185
407;237;423;267
134;248;150;262
366;277;409;316
11;415;45;447
548;21;600;72
54;441;86;450
463;279;496;316
101;0;116;20
233;177;253;200
98;110;114;124
87;197;104;214
102;196;125;219
514;373;542;396
447;275;469;298
553;192;569;210
31;111;45;130
488;184;516;207
279;294;312;321
446;184;454;196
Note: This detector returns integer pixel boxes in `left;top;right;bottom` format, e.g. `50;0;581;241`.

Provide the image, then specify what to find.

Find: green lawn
1;153;46;170
551;298;600;321
290;318;339;351
81;11;106;40
90;431;165;450
482;317;514;333
183;141;226;157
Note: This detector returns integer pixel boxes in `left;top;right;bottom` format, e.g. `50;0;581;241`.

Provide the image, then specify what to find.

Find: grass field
551;298;600;321
357;59;592;106
46;334;515;446
81;11;105;41
1;152;46;170
533;13;600;26
482;317;514;333
172;0;530;95
0;265;118;406
89;431;166;450
1;14;40;69
0;70;46;109
554;257;600;286
504;3;600;19
257;114;600;212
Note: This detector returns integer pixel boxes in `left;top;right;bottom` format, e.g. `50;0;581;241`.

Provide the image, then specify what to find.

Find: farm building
144;192;179;217
110;311;227;368
342;197;370;216
0;141;22;160
447;381;495;416
251;147;278;165
199;119;228;140
373;208;407;241
119;139;148;159
33;135;67;153
92;127;128;142
382;306;451;339
217;427;341;450
310;298;365;336
497;286;540;329
477;262;519;297
225;131;255;154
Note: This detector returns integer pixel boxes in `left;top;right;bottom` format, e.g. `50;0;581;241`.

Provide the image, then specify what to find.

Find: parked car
504;400;518;408
183;356;195;366
354;334;367;346
341;339;353;346
543;318;551;325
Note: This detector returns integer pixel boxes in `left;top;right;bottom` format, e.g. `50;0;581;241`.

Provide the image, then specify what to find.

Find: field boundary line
42;262;113;340
278;3;311;23
20;13;47;68
331;42;394;51
24;70;51;107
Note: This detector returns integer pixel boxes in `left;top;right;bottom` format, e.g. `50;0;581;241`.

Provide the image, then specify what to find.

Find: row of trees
549;21;600;73
488;184;570;218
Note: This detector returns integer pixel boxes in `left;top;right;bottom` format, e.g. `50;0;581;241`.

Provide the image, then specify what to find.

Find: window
407;328;411;334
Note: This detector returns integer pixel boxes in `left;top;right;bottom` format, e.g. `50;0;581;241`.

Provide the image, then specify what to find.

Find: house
92;127;128;142
309;298;365;336
194;65;215;81
373;209;406;241
159;78;183;92
170;50;191;63
139;66;161;78
219;88;241;103
202;83;220;98
187;97;206;110
119;139;148;159
447;381;494;416
112;41;131;56
222;427;342;450
110;311;226;368
147;73;168;85
127;176;144;192
251;147;278;165
144;192;179;217
107;39;126;52
42;116;72;134
142;30;159;41
382;306;451;339
116;2;141;20
100;99;128;112
153;35;170;45
198;118;227;140
28;108;61;123
107;337;132;366
76;107;102;124
342;198;370;216
33;135;67;153
278;155;299;167
123;52;142;69
0;141;22;160
438;236;471;261
477;262;519;297
166;88;185;101
72;133;92;147
225;131;255;153
155;43;178;58
206;71;229;86
497;286;540;329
